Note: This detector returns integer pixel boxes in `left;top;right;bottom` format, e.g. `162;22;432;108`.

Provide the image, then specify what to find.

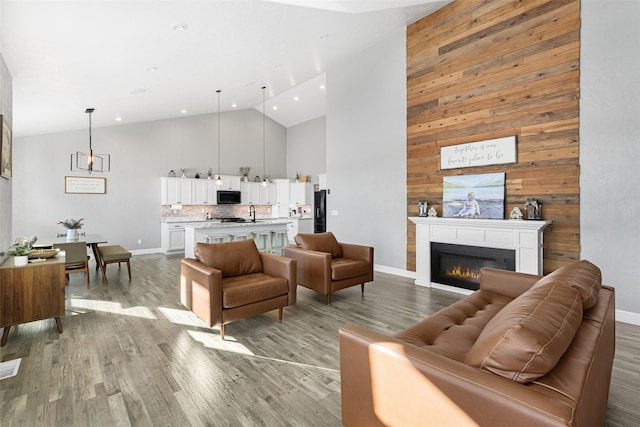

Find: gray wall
325;30;408;273
0;53;12;261
12;109;286;250
580;0;640;321
286;116;326;183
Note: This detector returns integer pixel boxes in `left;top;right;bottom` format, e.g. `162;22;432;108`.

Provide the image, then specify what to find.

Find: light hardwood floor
1;254;638;426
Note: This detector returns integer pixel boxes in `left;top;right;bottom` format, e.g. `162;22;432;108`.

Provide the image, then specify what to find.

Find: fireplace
431;243;515;291
410;217;551;294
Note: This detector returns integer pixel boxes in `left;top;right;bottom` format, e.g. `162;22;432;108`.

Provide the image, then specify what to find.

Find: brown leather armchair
180;239;296;339
284;232;373;304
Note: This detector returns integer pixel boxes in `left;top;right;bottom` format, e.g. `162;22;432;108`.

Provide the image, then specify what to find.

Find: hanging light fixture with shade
70;108;110;174
261;86;268;187
215;89;223;187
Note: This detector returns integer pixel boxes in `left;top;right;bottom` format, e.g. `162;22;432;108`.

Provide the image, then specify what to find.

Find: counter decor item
239;166;250;181
58;217;84;240
524;198;542;220
180;168;187;178
418;200;428;217
168;170;176;177
8;236;37;266
428;207;438;217
510;207;524;220
207;168;213;179
28;248;59;259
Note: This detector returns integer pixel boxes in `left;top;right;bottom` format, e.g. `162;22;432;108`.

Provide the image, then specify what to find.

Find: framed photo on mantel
1;115;12;179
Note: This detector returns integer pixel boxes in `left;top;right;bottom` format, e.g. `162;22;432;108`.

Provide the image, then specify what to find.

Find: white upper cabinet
193;179;218;205
290;182;314;205
218;175;241;191
161;177;194;205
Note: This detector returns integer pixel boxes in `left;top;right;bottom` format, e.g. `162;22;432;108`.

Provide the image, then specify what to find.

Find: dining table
33;233;107;270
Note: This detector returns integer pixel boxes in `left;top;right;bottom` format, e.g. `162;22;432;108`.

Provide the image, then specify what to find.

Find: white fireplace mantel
410;217;551;292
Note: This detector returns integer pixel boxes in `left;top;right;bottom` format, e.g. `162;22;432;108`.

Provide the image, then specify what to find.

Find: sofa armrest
180;258;223;327
260;252;297;305
339;323;575;427
284;246;332;294
479;268;540;298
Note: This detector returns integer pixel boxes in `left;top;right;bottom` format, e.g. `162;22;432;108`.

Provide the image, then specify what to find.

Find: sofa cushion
533;259;602;310
222;272;289;308
465;281;583;383
294;232;343;258
331;258;370;281
195;239;263;278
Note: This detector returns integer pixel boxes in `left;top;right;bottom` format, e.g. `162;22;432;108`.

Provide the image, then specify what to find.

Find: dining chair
53;242;90;288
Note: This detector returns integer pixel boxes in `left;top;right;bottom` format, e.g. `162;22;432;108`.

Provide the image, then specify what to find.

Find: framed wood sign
64;176;106;194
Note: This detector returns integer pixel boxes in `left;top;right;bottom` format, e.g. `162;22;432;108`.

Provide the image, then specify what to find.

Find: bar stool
230;232;252;242
205;234;229;244
271;230;289;256
252;231;272;253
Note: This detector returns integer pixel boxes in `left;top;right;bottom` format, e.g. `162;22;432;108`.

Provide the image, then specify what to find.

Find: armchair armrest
260;252;297;305
340;243;374;281
180;258;223;327
339;323;574;427
284;246;332;295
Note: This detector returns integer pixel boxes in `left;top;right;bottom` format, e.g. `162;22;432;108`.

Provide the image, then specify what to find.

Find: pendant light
70;108;110;174
261;86;268;187
215;89;223;187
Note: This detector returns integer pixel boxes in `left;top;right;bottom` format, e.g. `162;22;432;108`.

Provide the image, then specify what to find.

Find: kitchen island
184;219;291;258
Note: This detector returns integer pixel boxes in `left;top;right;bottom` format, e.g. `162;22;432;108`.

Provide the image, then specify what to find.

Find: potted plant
8;237;36;266
58;218;84;240
239;166;250;181
207;168;213;179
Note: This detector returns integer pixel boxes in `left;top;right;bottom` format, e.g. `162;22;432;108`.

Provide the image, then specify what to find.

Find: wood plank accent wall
406;0;580;274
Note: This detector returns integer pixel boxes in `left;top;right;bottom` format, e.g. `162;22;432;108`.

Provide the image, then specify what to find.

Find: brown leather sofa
340;260;615;427
180;239;296;339
284;232;374;304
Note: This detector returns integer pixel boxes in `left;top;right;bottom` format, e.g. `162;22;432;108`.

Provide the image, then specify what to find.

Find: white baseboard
615;309;640;326
374;264;416;279
130;248;164;256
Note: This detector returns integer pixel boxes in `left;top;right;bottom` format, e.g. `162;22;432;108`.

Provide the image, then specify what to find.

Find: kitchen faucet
249;204;256;223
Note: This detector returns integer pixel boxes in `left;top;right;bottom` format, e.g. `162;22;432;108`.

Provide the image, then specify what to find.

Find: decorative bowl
28;249;60;259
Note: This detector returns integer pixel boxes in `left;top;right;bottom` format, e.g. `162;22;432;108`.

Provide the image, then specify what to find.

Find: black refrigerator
314;190;326;233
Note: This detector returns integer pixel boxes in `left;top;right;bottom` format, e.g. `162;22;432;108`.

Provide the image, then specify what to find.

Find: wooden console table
0;256;66;346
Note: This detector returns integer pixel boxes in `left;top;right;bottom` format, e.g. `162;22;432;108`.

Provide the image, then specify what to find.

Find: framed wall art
1;115;12;179
64;176;107;194
442;172;505;219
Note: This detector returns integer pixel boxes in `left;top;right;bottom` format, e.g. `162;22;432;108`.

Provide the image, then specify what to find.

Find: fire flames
445;264;481;282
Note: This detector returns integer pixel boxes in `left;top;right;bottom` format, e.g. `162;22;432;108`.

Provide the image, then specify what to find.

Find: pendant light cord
216;90;222;185
262;86;266;185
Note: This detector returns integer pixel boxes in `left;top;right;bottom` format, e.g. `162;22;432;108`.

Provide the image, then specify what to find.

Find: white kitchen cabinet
193;179;218;205
287;218;313;243
259;182;277;205
290;182;314;206
161;177;193;205
241;182;258;204
218;175;241;191
161;223;186;253
272;179;291;218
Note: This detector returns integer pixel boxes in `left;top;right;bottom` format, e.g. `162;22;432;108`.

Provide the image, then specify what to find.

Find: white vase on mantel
66;229;79;240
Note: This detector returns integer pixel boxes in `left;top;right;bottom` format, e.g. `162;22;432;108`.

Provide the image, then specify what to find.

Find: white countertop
184;219;292;229
164;216;311;223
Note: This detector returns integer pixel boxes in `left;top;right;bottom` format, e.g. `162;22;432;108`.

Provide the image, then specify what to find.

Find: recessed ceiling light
172;24;188;31
320;84;326;90
115;117;122;122
231;102;237;108
130;88;147;94
293;96;299;101
272;106;278;111
180;109;187;114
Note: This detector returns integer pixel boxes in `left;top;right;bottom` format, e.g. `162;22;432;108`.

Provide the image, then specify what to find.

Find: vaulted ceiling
0;0;449;137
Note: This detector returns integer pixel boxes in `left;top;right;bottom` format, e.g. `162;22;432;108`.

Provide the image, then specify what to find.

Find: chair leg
85;271;90;289
361;283;365;294
126;260;131;279
220;324;225;340
327;293;332;305
278;307;283;321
